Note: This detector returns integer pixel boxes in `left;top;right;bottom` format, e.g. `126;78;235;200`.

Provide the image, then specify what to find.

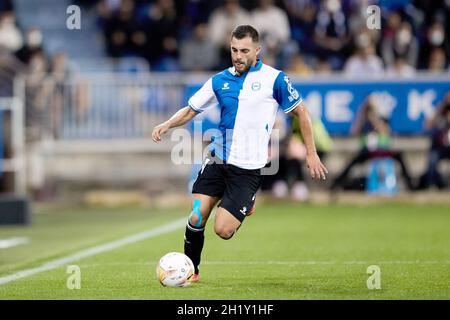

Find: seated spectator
283;0;317;51
330;94;415;191
419;92;450;189
418;21;447;70
316;58;332;74
344;32;384;77
251;0;291;63
386;57;415;77
180;23;219;72
208;0;252;69
15;27;44;64
141;0;181;71
427;47;447;73
313;0;351;70
24;50;53;139
101;0;137;58
286;53;312;76
0;46;27;97
381;21;418;69
0;11;23;52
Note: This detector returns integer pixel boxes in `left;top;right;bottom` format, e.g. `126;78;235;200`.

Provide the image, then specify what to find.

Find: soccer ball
156;252;195;287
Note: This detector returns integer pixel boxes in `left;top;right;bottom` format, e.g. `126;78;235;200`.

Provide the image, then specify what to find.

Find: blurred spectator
50;52;89;129
330;94;415;191
412;0;450;27
0;11;23;52
208;0;252;69
179;0;217;28
419;92;450;189
283;0;318;56
386;57;415;77
251;0;291;60
313;0;351;70
180;23;219;71
316;58;332;74
382;10;403;40
91;0;450;74
381;21;418;68
208;0;251;46
286;53;312;76
344;31;384;77
141;0;181;70
427;47;447;73
101;0;138;58
24;50;53;140
15;27;44;64
418;21;448;70
0;46;27;97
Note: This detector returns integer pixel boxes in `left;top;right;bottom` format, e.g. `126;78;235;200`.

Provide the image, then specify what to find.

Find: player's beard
234;58;253;74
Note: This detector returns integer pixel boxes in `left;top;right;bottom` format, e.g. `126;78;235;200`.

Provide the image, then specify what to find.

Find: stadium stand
0;0;449;203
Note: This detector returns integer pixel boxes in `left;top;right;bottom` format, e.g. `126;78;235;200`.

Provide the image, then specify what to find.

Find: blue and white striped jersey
188;59;302;170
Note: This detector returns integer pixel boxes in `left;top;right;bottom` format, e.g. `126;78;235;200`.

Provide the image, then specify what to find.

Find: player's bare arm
152;106;198;142
291;101;328;180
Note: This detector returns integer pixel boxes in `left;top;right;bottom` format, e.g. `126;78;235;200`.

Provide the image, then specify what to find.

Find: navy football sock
184;222;205;274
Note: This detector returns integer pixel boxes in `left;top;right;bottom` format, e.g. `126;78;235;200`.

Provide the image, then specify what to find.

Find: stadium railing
0;91;26;195
18;71;450;190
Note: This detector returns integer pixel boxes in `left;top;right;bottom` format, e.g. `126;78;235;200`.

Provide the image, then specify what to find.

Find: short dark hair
231;25;259;43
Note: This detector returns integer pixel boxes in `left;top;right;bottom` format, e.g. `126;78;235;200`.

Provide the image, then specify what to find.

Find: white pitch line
0;217;186;286
0;237;30;249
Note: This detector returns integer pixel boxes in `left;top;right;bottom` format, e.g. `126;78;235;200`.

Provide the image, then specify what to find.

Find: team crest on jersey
222;82;230;90
284;76;299;102
251;82;261;91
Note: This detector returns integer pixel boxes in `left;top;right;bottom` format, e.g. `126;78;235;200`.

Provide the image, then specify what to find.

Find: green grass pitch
0;202;449;299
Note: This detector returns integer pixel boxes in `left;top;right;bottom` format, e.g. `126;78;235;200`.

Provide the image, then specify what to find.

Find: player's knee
214;225;235;240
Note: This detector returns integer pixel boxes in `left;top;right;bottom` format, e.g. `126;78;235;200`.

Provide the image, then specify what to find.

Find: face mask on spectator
325;0;341;13
356;33;370;48
396;29;411;46
430;30;444;46
27;31;43;48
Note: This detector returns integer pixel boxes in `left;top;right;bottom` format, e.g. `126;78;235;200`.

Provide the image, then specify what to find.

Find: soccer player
152;25;328;282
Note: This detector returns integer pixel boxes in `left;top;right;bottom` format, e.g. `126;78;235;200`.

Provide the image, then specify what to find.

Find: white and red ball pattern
156;252;195;287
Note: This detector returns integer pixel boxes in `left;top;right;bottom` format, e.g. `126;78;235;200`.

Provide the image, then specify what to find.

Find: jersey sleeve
188;78;219;113
273;71;303;113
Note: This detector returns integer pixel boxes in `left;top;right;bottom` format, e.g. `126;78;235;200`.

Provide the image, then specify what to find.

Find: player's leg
214;165;262;240
185;155;226;278
184;193;219;276
214;207;242;240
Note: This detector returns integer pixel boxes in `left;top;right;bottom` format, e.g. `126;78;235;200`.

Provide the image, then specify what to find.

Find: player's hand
306;153;328;180
152;123;170;142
